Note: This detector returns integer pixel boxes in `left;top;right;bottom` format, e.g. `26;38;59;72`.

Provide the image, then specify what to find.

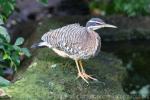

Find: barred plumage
41;23;101;60
32;18;117;83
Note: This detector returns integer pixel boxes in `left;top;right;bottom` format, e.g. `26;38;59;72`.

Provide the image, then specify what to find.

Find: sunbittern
31;18;117;83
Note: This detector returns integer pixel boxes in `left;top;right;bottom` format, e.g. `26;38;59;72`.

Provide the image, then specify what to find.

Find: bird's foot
77;72;98;83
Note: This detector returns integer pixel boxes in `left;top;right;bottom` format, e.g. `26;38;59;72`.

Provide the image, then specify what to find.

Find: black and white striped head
86;18;117;30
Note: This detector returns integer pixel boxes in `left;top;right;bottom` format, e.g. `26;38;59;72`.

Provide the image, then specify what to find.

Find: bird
31;18;117;83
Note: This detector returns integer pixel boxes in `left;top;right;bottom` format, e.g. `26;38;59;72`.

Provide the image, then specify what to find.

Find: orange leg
75;60;88;83
79;60;98;81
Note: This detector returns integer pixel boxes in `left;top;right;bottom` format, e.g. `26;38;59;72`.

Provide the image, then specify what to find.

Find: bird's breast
83;31;101;56
52;48;69;58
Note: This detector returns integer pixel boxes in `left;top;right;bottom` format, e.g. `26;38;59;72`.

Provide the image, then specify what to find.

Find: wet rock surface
3;18;130;99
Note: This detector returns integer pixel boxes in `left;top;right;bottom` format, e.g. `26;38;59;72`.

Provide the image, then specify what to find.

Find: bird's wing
41;23;87;55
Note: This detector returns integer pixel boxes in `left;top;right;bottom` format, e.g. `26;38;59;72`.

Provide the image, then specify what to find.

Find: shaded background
0;0;150;99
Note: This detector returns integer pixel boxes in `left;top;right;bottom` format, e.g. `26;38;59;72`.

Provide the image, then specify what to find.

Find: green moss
4;50;129;99
3;18;130;99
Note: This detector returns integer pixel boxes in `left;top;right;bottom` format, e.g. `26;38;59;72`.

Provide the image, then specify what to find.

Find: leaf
21;48;31;57
13;45;21;51
0;76;10;86
37;0;48;5
0;26;10;43
1;1;13;17
3;53;10;60
8;2;15;11
0;34;7;42
11;52;20;66
14;37;24;46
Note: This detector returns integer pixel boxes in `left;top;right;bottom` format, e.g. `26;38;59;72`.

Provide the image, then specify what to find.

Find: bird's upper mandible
41;18;116;60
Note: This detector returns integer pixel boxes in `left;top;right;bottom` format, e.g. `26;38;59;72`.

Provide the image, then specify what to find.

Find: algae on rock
4;18;130;100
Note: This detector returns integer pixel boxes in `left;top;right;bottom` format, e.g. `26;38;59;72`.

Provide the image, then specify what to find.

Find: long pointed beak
103;24;117;28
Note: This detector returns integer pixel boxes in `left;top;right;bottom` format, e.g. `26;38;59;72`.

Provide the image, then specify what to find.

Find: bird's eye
96;21;105;25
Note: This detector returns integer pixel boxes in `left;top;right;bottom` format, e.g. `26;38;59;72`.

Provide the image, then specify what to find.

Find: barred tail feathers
31;41;51;48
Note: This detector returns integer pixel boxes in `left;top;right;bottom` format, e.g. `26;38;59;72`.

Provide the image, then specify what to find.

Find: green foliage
0;35;31;70
37;0;48;5
0;25;31;71
14;37;24;46
0;0;31;71
0;76;10;86
0;15;4;25
0;0;16;18
89;0;108;15
113;0;150;16
89;0;150;16
0;26;10;42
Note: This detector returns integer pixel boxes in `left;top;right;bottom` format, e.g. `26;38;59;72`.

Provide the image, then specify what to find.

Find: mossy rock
3;18;130;100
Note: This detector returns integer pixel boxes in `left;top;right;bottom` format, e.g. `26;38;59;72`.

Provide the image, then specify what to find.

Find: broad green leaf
0;34;7;42
13;45;21;51
0;76;10;86
3;53;9;60
0;26;10;43
14;37;24;46
11;52;20;66
21;48;31;57
1;1;13;17
8;2;15;11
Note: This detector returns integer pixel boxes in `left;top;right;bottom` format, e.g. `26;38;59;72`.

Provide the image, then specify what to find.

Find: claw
75;60;98;83
77;72;98;83
82;72;98;81
77;72;89;83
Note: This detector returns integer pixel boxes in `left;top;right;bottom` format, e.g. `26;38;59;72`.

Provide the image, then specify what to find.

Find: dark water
8;18;150;97
103;40;150;96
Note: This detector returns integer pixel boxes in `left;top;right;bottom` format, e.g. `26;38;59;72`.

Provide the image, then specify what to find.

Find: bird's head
86;18;117;30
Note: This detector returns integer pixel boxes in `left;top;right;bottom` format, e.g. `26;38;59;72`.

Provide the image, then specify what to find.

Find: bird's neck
86;27;95;33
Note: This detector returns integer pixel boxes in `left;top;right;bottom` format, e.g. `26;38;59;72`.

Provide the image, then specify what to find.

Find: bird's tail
31;40;48;48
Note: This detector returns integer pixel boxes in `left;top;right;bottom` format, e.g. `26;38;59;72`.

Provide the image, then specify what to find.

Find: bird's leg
75;60;88;83
79;60;98;81
79;60;85;73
